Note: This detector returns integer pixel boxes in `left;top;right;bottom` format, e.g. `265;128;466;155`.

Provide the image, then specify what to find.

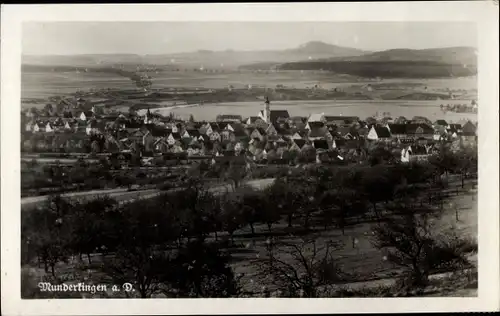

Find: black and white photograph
1;2;499;315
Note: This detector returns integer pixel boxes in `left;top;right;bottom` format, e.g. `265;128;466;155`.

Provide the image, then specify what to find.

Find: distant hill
273;47;477;78
328;47;477;65
22;41;369;69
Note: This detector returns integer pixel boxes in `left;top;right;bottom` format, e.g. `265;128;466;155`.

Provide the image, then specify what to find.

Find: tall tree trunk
214;230;218;241
304;210;310;230
287;213;293;227
87;253;92;265
50;263;55;277
250;223;255;236
44;260;48;273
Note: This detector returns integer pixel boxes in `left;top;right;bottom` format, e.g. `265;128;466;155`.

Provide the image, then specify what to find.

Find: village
21;94;478;168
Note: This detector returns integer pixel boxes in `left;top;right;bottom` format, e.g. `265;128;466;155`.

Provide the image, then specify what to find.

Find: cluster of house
22;97;478;165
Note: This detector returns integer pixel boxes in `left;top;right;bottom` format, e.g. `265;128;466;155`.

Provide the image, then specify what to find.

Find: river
139;99;478;123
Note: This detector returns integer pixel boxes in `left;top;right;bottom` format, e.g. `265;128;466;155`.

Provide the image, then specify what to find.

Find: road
21;178;276;210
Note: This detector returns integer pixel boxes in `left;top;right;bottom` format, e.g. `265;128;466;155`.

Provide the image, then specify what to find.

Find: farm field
21;69;477;105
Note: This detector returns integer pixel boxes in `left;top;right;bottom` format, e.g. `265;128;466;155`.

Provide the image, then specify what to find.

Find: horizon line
21;42;477;57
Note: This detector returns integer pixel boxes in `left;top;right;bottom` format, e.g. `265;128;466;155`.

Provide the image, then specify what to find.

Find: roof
292;139;306;149
336;126;352;136
87;120;99;128
270;110;290;122
288;116;307;123
246;116;261;124
308;121;325;129
435;120;448;126
170;132;181;139
374;126;391;138
406;123;434;135
409;145;428;155
334;139;346;148
234;129;248;138
324;116;359;124
309;127;328;138
461;121;477;136
253;127;267;135
388;123;407;135
308;113;324;123
185;129;201;138
313;139;329;150
293;130;309;138
216;114;242;122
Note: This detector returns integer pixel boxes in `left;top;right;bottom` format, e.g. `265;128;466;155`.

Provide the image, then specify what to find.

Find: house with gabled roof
324;115;359;126
461;120;477;136
313;139;329;151
245;116;263;125
401;145;430;163
367;125;391;141
289;139;307;152
387;123;407;139
307;113;325;124
308;127;328;140
182;129;201;139
209;130;221;142
460;120;477;146
79;111;94;121
265;123;279;137
25;121;36;132
167;132;181;145
332;139;346;150
287;116;307;125
292;130;308;140
258;109;290;124
305;121;325;130
405;123;434;139
434;119;449;128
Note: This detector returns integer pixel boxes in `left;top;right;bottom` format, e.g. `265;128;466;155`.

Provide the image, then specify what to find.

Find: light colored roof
308;113;325;123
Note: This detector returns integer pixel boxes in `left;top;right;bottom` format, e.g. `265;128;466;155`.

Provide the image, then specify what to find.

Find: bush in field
371;206;471;294
163;240;241;298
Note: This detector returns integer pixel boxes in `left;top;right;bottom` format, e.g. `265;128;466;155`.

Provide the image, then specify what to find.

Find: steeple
144;107;152;124
264;96;270;123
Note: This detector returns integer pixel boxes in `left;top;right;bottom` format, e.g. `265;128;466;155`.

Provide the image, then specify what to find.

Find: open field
21;69;476;105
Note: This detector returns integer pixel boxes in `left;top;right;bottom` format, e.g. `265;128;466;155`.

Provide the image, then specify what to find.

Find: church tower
264;96;270;123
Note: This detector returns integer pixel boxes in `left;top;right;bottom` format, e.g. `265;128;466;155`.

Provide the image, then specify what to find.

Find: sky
22;22;477;55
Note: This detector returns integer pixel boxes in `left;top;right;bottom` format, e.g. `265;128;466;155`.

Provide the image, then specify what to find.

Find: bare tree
259;238;344;297
371;206;472;294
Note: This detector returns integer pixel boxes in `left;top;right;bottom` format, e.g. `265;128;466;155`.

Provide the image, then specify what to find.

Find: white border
2;2;499;315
